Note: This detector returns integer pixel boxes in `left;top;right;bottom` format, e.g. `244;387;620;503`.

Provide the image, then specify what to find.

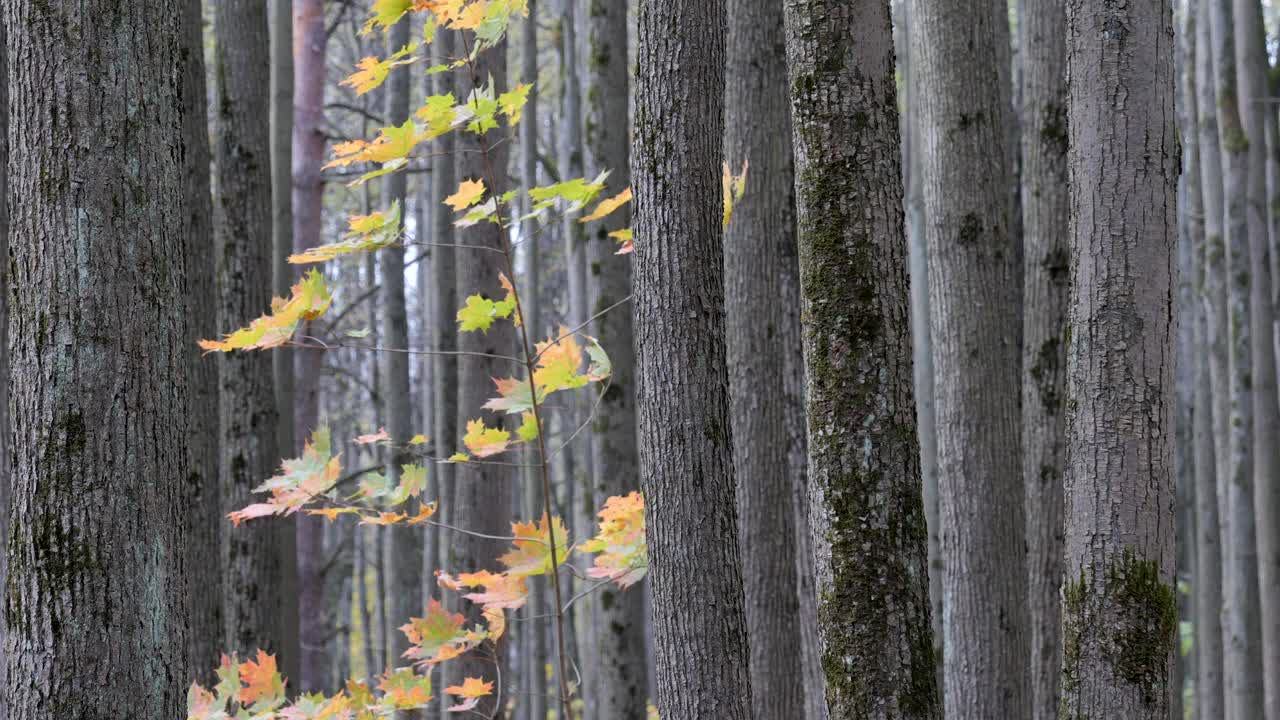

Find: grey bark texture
1058;0;1180;716
900;0;943;699
0;18;7;720
1018;0;1069;717
583;0;648;716
725;0;806;718
783;2;941;718
182;0;223;679
1186;2;1225;716
447;33;513;717
381;16;423;670
214;0;290;663
268;0;300;688
632;0;752;717
909;0;1030;715
1;0;193;715
292;0;329;693
1209;0;1265;713
1234;1;1280;716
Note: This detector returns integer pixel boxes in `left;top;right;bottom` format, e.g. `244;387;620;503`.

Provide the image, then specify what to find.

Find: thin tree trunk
448;30;513;717
783;2;941;718
180;0;222;680
910;0;1029;714
1186;2;1226;716
722;0;808;718
2;0;192;714
632;0;752;716
269;0;301;688
214;0;289;664
1018;0;1069;717
0;19;8;720
1058;0;1179;715
293;0;329;693
581;0;648;715
1234;2;1280;716
901;1;942;698
381;14;423;673
1209;0;1265;713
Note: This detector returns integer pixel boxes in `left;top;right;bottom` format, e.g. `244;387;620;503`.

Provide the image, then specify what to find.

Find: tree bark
783;2;941;718
292;0;329;693
182;0;222;679
909;0;1029;714
2;0;193;714
1209;0;1265;713
1018;1;1069;717
448;32;513;717
0;19;8;720
214;0;290;664
1234;1;1280;716
1186;2;1225;716
724;1;806;718
583;0;647;716
380;15;422;672
632;0;752;717
1058;0;1179;716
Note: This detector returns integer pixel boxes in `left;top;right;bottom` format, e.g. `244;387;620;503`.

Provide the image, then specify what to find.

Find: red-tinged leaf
579;492;648;588
609;227;634;254
401;599;477;666
355;427;391;444
462;419;510;457
378;668;433;709
200;270;331;352
238;650;285;706
361;511;409;526
498;514;570;577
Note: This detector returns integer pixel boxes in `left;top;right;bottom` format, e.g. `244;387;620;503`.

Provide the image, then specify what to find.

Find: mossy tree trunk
724;0;806;717
1209;0;1266;713
909;0;1030;714
214;0;293;668
1018;0;1069;716
1058;0;1179;715
2;0;193;715
584;0;647;716
181;0;222;680
1234;0;1280;715
632;0;752;717
447;31;513;717
782;2;941;718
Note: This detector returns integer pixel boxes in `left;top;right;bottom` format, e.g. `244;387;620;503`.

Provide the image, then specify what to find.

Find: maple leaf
516;411;539;442
441;569;530;609
455;197;499;227
498;514;570;577
401;599;478;666
355;427;391;445
483;376;535;414
579;492;648;588
533;329;588;395
230;429;342;524
378;668;433;709
199;270;332;352
446;677;494;705
185;684;219;720
483;605;506;642
445;178;486;211
462;419;511;457
723;159;749;228
361;511;409;526
456;294;500;333
306;506;362;522
323;120;427;184
238;650;286;708
497;83;531;125
417;92;467;138
342;43;418;95
529;172;609;213
610;227;634;254
363;0;413;32
289;201;403;264
385;464;428;506
580;187;632;223
405;501;439;525
410;434;430;445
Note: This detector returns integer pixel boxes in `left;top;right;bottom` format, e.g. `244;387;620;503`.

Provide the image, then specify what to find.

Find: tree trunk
1234;1;1280;716
1186;2;1225;716
182;0;222;679
583;0;647;716
901;1;942;698
214;0;290;664
1058;0;1179;716
381;15;422;671
448;32;513;717
2;0;192;714
783;2;941;718
724;1;807;718
632;0;752;716
1018;0;1069;717
0;19;8;720
293;0;329;693
910;0;1029;714
269;0;300;688
1209;0;1265;713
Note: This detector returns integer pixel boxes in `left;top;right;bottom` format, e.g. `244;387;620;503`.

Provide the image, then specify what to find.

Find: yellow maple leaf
446;677;494;699
580;187;632;223
498;514;570;577
445;178;486;211
199;270;332;352
723;159;749;228
451;0;488;29
462;419;510;457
